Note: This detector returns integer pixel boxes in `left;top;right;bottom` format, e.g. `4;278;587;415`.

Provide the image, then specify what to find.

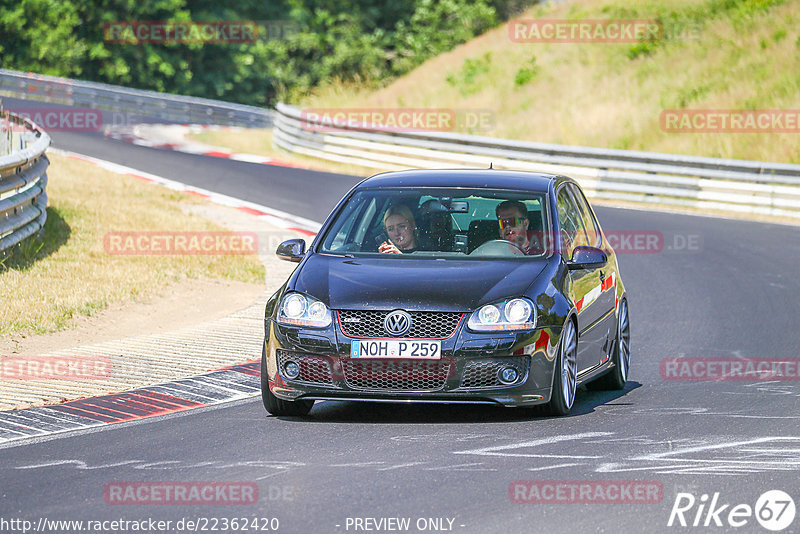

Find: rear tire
261;345;314;417
588;299;630;390
546;318;577;416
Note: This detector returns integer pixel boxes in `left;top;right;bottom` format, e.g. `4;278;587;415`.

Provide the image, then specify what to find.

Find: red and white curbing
104;123;304;168
0;362;263;447
49;147;321;237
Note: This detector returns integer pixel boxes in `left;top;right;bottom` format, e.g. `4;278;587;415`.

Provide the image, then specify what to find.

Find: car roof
356;169;562;193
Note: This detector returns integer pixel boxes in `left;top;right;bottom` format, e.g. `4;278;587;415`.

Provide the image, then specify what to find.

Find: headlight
468;298;536;331
505;299;531;324
277;292;332;328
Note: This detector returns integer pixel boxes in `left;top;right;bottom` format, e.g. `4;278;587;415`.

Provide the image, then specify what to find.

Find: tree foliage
0;0;533;106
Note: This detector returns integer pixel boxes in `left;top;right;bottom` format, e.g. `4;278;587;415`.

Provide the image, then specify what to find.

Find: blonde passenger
379;205;418;254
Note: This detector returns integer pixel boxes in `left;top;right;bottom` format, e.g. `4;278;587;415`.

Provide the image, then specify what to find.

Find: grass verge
300;0;800;164
0;152;265;337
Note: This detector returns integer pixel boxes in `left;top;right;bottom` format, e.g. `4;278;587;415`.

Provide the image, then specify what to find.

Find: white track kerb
103;123;302;167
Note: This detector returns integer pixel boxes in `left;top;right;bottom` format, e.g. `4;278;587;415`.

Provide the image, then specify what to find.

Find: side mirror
276;238;306;263
566;246;607;270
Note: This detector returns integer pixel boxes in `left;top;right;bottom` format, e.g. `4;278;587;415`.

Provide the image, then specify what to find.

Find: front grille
343;359;451;391
460;357;529;389
338;310;462;339
277;350;334;386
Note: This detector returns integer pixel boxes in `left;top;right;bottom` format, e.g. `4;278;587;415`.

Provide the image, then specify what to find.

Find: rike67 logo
668;490;796;531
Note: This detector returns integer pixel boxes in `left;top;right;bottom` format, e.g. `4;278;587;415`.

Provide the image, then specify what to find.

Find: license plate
350;340;441;359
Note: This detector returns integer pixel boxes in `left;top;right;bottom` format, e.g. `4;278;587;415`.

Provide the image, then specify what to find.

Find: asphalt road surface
1;97;799;534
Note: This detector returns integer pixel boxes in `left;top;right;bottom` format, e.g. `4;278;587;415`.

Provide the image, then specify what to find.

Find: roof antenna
489;162;493;169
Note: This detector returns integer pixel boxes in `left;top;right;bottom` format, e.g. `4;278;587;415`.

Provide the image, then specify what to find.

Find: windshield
318;187;550;259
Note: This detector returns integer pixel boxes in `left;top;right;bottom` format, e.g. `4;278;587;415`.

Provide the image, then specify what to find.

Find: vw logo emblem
384;310;412;337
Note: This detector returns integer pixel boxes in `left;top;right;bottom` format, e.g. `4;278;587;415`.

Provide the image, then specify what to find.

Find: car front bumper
265;320;563;408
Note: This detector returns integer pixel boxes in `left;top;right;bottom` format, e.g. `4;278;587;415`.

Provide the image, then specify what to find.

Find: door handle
599;270;605;282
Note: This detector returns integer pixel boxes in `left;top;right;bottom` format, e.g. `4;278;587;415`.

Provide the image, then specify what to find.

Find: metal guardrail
0;112;50;256
0;69;272;128
3;68;798;220
274;102;800;219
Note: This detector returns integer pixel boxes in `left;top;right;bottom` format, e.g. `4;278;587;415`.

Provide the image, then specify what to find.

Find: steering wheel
469;239;526;256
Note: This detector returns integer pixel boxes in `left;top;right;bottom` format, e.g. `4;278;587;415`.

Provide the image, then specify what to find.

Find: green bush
513;56;538;86
446;52;493;96
0;0;505;107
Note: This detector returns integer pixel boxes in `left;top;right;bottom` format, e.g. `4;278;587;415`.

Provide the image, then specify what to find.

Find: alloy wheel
560;320;578;409
618;300;631;382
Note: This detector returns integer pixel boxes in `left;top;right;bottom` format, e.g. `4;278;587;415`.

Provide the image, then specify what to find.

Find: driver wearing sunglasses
496;200;541;254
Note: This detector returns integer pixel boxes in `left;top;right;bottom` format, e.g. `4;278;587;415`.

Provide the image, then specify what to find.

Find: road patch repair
0;150;321;442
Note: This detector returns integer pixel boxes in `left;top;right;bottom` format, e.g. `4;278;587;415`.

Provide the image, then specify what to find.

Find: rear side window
568;184;601;247
556;186;589;257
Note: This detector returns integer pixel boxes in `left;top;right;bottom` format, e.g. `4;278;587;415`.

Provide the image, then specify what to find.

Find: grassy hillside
302;0;800;163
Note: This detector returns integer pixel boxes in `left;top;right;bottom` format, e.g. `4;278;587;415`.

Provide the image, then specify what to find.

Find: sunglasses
498;217;525;229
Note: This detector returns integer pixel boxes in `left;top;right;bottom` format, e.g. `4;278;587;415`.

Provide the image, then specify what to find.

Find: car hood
292;253;549;312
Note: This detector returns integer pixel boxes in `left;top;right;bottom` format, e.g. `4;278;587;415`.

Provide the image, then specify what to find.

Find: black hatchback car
261;170;630;416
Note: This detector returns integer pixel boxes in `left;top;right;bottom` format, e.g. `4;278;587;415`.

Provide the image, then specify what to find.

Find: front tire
261;345;314;417
546;318;578;416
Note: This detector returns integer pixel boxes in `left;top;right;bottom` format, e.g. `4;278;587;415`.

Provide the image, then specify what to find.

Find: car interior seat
467;219;500;253
416;200;455;251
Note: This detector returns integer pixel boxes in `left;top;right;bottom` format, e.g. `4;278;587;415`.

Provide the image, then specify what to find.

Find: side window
326;197;372;250
556;186;589;257
354;198;377;245
568;184;601;247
